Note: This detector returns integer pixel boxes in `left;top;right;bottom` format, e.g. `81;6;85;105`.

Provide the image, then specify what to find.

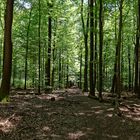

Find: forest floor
0;87;140;140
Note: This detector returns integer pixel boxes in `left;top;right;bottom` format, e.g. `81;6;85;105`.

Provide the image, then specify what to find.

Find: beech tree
0;0;14;101
89;0;94;96
24;7;32;90
99;0;103;101
81;0;89;92
111;0;123;98
135;0;140;97
38;0;41;93
45;1;53;92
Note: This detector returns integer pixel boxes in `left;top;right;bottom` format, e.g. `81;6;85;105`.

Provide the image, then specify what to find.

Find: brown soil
0;88;140;140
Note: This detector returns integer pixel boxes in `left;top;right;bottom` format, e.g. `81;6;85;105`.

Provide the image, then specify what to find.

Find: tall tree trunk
45;6;52;92
115;0;123;98
79;45;82;89
66;63;69;88
99;0;103;101
0;0;14;101
81;0;89;92
66;50;69;88
0;4;4;80
138;0;140;96
51;20;57;89
61;50;64;88
111;2;117;93
24;7;32;90
0;40;2;79
121;32;124;90
51;37;56;88
113;0;123;116
128;44;131;91
89;0;94;96
93;0;97;95
58;49;62;88
38;0;41;94
135;0;140;97
111;0;123;98
41;42;45;88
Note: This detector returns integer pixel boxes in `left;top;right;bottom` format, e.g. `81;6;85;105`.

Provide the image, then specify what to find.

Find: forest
0;0;140;139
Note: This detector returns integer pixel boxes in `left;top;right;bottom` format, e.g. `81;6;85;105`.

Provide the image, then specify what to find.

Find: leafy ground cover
0;87;140;140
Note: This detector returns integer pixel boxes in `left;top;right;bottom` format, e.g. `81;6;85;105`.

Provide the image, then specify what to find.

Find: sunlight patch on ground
120;107;129;112
57;97;65;100
133;104;140;107
94;110;104;114
37;95;50;100
119;104;140;121
47;112;58;116
86;127;94;131
42;126;51;132
133;117;140;121
74;112;85;116
106;113;113;117
106;134;119;138
0;114;21;133
107;108;114;111
0;119;13;132
34;105;43;108
68;131;85;139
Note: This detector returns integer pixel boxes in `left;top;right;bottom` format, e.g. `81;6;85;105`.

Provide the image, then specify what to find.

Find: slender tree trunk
41;42;45;88
24;7;32;90
89;0;94;96
0;4;4;80
0;39;2;80
0;0;14;101
111;2;117;93
132;59;135;90
135;0;140;97
45;11;52;92
138;0;140;96
38;0;41;94
51;20;57;89
99;0;103;101
81;0;89;92
113;0;123;116
61;50;64;88
79;45;82;89
51;38;56;88
58;49;62;88
128;44;131;91
66;63;69;88
111;0;123;98
121;31;124;90
135;39;138;93
66;50;69;88
93;0;97;95
116;0;123;98
132;1;136;91
83;36;88;92
138;0;140;95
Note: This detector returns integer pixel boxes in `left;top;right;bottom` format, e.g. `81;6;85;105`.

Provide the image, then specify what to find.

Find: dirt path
0;88;140;140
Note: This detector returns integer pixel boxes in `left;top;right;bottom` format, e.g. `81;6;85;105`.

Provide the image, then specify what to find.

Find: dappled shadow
0;88;140;139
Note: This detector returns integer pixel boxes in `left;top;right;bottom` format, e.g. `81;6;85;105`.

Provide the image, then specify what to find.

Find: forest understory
0;87;140;140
